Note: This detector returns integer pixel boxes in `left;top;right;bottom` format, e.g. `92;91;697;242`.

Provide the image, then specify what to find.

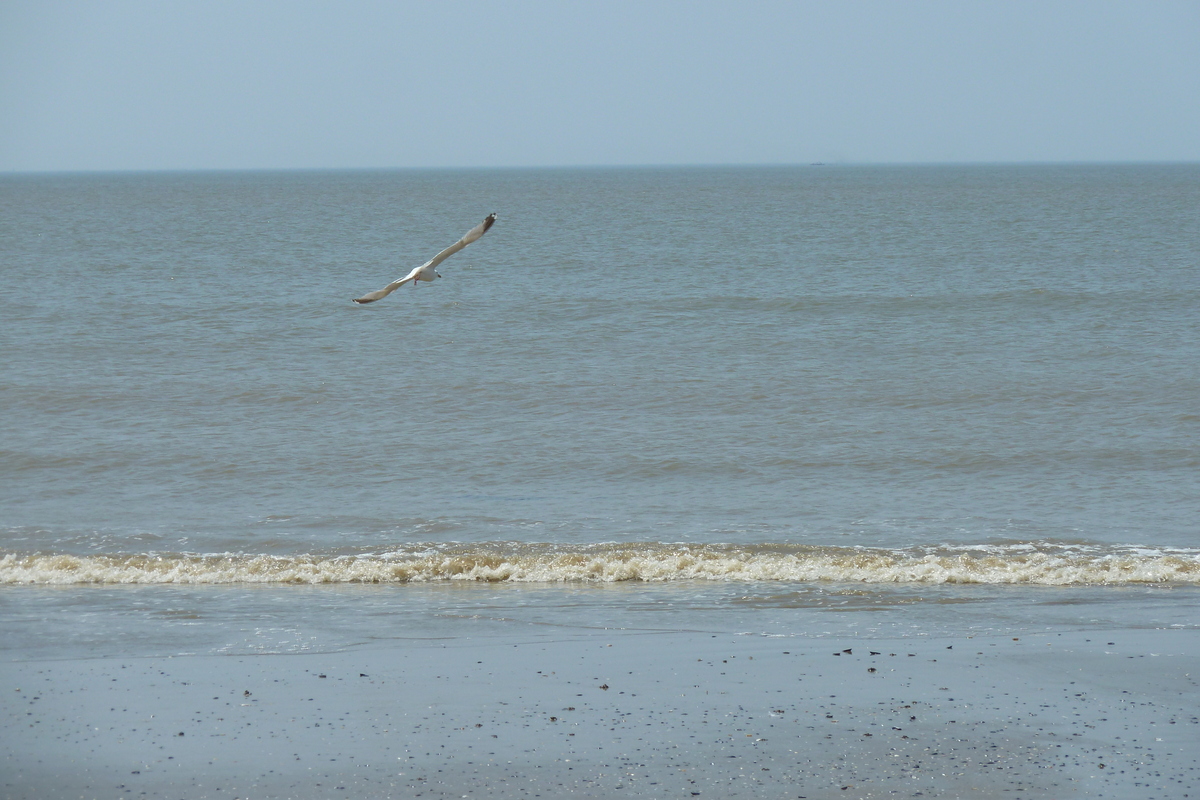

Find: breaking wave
3;542;1199;586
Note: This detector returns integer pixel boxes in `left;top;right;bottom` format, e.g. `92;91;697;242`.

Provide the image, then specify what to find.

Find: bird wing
352;266;421;304
424;213;497;270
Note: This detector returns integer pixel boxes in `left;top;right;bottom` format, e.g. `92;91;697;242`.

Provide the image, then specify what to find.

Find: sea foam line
2;543;1199;586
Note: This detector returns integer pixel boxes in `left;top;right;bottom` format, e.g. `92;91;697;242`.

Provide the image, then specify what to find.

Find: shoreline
3;627;1198;799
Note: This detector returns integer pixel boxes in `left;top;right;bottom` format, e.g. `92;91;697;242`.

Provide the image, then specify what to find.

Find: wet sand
3;627;1198;799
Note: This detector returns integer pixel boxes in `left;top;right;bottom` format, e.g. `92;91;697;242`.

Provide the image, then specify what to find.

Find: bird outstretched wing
353;213;497;304
425;213;497;270
351;267;422;304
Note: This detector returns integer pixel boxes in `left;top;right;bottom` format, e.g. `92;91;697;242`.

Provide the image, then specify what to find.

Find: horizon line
3;159;1198;177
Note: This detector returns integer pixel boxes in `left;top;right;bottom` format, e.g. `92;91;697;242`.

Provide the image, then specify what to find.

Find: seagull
353;213;497;304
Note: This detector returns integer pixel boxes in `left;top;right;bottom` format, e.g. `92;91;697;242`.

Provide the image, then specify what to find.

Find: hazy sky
2;0;1197;172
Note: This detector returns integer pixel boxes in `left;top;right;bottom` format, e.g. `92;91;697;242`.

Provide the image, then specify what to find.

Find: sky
1;0;1197;172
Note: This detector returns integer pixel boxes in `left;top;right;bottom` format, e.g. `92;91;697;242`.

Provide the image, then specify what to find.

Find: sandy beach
3;626;1197;800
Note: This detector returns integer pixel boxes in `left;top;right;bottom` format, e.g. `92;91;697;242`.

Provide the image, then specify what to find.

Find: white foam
3;542;1199;586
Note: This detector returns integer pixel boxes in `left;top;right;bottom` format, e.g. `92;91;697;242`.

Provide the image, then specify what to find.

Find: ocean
2;164;1198;660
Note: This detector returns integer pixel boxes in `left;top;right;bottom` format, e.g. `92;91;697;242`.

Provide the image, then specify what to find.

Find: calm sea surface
2;165;1198;658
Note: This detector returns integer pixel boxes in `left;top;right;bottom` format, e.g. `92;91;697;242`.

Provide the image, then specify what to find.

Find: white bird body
353;213;496;304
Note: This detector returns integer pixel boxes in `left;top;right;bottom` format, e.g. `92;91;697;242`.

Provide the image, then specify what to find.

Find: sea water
2;165;1198;658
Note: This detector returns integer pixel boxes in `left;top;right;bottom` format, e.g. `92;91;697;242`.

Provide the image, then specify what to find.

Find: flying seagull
353;213;497;304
